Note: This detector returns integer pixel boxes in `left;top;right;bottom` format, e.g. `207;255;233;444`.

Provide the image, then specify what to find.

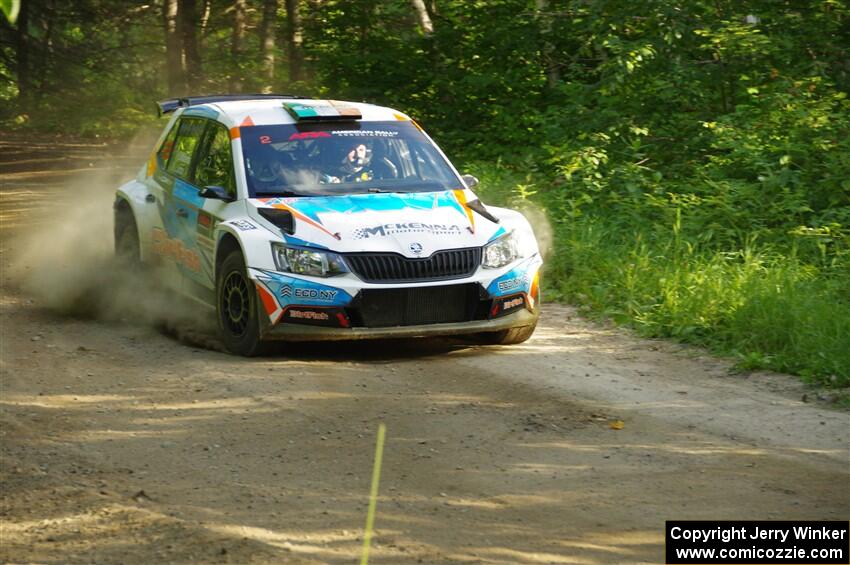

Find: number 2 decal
259;135;272;144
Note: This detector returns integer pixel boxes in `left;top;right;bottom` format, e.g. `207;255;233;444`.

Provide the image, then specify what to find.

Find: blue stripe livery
173;179;206;208
263;190;468;224
487;226;507;242
255;270;353;308
486;257;541;297
183;107;220;119
281;234;330;250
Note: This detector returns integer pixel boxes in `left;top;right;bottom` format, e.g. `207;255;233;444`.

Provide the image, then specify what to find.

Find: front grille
344;247;482;283
351;284;483;327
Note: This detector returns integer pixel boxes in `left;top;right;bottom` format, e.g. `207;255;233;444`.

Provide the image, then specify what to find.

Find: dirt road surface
1;133;848;564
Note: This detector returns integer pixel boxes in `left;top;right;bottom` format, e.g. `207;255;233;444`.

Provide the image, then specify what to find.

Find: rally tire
479;322;537;345
216;249;268;356
114;211;141;270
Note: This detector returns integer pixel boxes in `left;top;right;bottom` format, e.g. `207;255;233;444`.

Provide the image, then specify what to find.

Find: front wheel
216;250;267;356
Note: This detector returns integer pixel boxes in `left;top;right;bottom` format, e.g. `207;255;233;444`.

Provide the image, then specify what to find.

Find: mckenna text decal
352;222;462;240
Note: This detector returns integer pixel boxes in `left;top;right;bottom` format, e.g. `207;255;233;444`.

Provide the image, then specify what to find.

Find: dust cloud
4;160;220;350
514;201;554;260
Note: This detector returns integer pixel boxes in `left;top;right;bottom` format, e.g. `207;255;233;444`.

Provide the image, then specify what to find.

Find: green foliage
550;219;850;384
3;0;848;385
1;0;19;24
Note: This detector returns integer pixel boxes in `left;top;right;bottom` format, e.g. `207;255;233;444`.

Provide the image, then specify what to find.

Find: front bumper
250;254;543;342
259;307;539;341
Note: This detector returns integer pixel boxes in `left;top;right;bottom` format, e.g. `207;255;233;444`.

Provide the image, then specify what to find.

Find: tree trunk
230;0;246;92
284;0;303;83
410;0;433;36
199;0;211;49
163;0;184;96
259;0;279;93
179;0;202;92
16;0;30;101
535;0;559;89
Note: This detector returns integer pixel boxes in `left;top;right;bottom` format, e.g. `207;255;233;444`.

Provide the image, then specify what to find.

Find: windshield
241;121;462;197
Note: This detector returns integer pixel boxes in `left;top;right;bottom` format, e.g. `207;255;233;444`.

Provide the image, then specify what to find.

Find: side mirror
198;186;234;202
461;174;479;189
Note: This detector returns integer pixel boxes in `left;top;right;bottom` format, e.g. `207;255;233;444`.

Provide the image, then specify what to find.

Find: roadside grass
469;163;850;388
551;221;850;386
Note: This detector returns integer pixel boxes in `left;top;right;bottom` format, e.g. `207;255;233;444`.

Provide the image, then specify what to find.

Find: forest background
1;0;848;386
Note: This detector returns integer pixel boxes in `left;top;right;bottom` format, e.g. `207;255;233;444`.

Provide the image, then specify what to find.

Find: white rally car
114;95;542;355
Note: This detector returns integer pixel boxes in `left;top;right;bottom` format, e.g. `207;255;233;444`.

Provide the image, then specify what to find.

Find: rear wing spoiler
155;94;308;116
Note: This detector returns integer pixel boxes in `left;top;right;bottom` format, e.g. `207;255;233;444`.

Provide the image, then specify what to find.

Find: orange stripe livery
270;202;341;240
453;189;476;234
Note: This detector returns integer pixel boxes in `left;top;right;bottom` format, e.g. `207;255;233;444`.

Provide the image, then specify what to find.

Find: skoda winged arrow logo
409;242;423;255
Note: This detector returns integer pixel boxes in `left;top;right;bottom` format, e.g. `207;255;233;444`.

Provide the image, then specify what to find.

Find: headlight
271;243;348;277
483;231;521;269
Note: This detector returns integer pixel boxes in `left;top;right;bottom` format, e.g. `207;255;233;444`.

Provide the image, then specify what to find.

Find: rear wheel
479;322;537;345
217;249;267;356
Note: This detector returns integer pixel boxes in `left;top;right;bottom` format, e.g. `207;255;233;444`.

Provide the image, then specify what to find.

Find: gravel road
1;133;847;564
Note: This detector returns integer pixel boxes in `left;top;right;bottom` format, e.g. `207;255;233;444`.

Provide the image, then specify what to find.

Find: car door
153;117;208;291
143;118;190;290
179;121;239;297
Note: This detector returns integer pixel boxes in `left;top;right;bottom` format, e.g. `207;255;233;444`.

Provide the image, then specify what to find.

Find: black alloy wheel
216;249;267;356
221;270;250;337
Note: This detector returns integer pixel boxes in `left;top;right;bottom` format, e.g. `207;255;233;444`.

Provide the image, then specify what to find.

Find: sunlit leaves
0;0;19;24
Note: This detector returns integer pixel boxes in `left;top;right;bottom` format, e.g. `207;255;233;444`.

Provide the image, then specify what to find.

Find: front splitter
259;308;539;342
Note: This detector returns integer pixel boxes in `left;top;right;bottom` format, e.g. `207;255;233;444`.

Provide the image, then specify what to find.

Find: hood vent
258;208;295;234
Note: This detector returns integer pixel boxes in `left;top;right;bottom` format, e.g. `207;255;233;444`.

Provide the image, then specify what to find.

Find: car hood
247;190;504;258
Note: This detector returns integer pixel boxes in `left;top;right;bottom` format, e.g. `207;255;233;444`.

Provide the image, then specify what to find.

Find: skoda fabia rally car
114;94;542;355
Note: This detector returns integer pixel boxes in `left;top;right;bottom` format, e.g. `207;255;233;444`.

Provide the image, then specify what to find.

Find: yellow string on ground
360;422;386;565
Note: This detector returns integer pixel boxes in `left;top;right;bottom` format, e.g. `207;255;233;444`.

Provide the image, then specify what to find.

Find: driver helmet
341;142;372;175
